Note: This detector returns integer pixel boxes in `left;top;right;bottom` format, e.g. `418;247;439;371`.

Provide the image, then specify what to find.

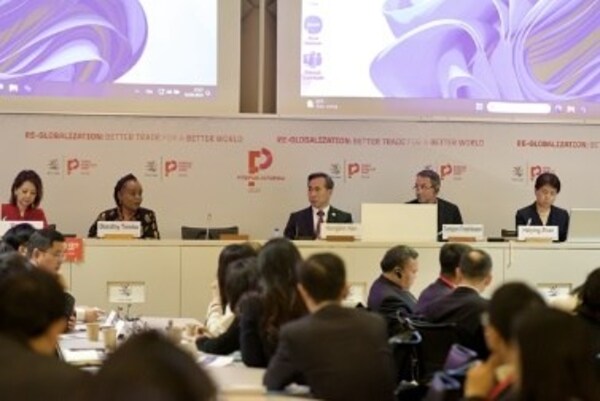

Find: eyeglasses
413;185;434;191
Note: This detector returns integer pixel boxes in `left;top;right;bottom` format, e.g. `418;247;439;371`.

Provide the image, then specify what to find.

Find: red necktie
316;210;325;239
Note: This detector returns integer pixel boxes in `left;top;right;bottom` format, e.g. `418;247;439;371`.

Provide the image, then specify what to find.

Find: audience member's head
26;228;66;275
458;249;492;290
10;169;44;209
380;245;419;290
215;243;258;311
297;253;347;311
439;243;472;280
78;331;217;401
484;282;546;363
576;267;600;323
0;251;32;275
255;238;305;343
225;257;259;312
512;307;599;401
1;223;36;255
0;267;67;355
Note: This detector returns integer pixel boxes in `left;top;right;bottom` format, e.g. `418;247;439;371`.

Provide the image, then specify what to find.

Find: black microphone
205;213;212;240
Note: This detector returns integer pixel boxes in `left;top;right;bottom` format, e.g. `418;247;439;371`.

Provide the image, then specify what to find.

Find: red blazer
1;203;48;227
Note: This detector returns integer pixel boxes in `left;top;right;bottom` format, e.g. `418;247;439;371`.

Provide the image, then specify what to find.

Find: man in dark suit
367;245;419;336
415;243;472;315
407;169;463;240
420;248;493;358
264;253;396;401
283;172;352;240
0;254;89;400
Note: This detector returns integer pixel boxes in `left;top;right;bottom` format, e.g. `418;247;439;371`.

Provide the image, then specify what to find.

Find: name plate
107;281;146;304
518;225;558;241
320;223;361;239
0;220;44;236
97;221;141;238
442;224;485;240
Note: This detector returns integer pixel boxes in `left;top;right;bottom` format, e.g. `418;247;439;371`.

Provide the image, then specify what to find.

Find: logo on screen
529;165;553;181
238;148;284;192
248;148;273;174
46;159;61;176
65;158;97;176
424;164;467;180
329;161;376;181
164;160;193;178
304;16;323;34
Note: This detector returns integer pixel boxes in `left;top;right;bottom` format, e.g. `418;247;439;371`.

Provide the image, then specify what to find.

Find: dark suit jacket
264;304;396;401
283;206;353;240
407;198;463;240
421;286;489;358
196;318;240;355
515;203;569;242
0;334;89;401
415;277;454;316
367;275;417;336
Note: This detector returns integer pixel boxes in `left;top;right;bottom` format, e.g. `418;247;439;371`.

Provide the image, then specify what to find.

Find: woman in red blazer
1;170;47;226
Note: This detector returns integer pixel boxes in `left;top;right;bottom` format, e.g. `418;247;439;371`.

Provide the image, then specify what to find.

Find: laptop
568;208;600;242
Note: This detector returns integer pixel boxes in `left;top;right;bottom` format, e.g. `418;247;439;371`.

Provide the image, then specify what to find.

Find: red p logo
348;163;360;178
530;165;542;180
440;164;453;179
66;159;80;175
165;160;178;177
248;148;273;174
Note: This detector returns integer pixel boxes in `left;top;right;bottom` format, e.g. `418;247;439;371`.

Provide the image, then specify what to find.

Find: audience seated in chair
196;256;259;355
238;238;307;367
463;282;546;401
509;308;599;401
367;245;419;337
76;331;217;401
574;267;600;355
420;249;493;359
264;253;396;401
0;255;89;401
203;243;258;338
415;243;471;315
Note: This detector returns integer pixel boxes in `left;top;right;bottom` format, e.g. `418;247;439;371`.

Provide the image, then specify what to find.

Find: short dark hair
0;251;31;274
2;223;37;252
10;170;44;208
380;245;418;273
298;253;346;303
307;172;334;190
113;173;138;207
217;243;258;311
80;331;217;401
459;249;492;280
225;257;259;311
488;282;545;341
416;169;441;193
439;243;471;277
26;228;65;258
534;172;561;193
0;268;67;342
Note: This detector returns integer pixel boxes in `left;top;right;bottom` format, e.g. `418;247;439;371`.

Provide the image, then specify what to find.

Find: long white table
63;239;599;318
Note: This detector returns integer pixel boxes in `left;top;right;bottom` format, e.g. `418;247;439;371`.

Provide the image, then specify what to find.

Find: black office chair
408;319;459;383
181;226;239;240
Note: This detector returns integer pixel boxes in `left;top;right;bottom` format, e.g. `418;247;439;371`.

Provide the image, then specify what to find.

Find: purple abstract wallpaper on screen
0;0;147;86
370;0;600;102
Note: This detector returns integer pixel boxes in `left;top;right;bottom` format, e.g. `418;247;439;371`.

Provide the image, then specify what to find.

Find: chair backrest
181;226;239;240
409;319;459;382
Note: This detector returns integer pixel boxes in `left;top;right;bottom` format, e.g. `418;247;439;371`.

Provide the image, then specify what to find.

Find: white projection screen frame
0;0;240;116
278;0;600;123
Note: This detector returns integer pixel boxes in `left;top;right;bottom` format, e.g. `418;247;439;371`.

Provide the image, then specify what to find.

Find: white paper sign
0;220;44;236
442;224;485;240
97;221;141;238
320;223;361;239
518;225;558;241
107;282;146;304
